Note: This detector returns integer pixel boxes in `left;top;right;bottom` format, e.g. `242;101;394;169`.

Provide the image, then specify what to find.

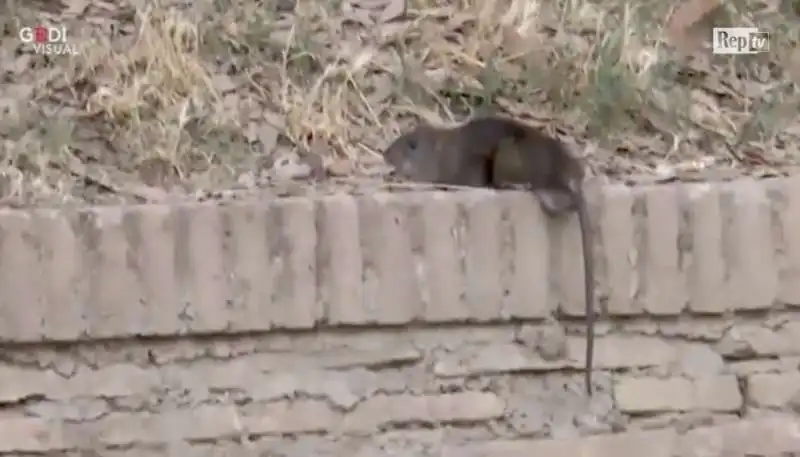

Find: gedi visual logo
18;25;79;56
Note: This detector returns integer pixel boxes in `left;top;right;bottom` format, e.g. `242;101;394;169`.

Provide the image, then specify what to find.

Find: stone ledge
0;175;797;342
3;415;797;455
0;392;505;452
443;416;800;457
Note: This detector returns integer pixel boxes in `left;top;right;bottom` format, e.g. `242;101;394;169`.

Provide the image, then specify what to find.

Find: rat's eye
406;136;418;150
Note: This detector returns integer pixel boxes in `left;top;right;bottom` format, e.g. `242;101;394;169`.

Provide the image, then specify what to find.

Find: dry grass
1;0;799;205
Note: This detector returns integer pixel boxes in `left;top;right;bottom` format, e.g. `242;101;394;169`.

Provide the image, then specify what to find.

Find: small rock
269;154;312;180
514;323;566;361
514;325;539;349
537;325;567;361
326;158;353;177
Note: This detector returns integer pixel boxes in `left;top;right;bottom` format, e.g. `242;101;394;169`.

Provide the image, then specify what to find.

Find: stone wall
0;175;799;456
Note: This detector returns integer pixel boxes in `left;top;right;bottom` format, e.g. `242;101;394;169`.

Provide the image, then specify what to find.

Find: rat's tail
576;192;595;396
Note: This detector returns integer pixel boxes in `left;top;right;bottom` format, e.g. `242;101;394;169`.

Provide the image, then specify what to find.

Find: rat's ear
534;189;576;215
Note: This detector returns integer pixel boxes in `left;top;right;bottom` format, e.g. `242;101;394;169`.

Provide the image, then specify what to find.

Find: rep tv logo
712;27;769;55
19;25;79;56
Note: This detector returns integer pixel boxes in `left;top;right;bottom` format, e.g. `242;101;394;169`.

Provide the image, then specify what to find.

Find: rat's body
384;115;598;396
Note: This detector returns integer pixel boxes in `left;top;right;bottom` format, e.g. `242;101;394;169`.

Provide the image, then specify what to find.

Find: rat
383;115;599;396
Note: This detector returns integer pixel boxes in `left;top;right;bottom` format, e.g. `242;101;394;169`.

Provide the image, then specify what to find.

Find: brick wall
0;175;799;456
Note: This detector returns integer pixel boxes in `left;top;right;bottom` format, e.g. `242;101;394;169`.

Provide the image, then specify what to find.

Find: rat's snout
398;161;413;178
385;164;405;181
386;159;413;180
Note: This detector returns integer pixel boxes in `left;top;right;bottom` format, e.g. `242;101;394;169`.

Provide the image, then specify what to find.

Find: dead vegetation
0;0;798;206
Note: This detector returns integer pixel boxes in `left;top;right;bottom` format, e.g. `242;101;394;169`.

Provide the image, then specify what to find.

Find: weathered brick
692;375;743;411
630;412;740;432
191;365;370;410
0;365;54;403
501;191;551;319
0;363;162;404
358;193;423;324
616;377;692;413
343;392;505;432
433;335;675;377
84;207;150;339
0;210;44;341
244;399;341;435
442;430;677;457
678;416;800;456
416;192;468;322
411;325;517;350
65;364;160;399
598;184;639;315
674;343;725;378
723;180;779;310
727;357;800;375
747;372;800;408
643;184;686;315
66;402;339;448
267;197;320;328
35;209;86;341
26;398;109;422
131;205;184;336
316;194;364;324
0;417;66;452
49;395;503;447
88;408;219;447
433;342;565;377
224;203;275;332
250;371;362;410
776;175;800;305
615;375;741;413
658;319;728;340
460;189;504;321
588;335;676;369
715;321;800;358
176;204;230;333
684;183;727;314
92;432;443;457
155;345;422;397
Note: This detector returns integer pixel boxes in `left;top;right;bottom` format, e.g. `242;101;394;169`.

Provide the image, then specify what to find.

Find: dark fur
384;115;598;396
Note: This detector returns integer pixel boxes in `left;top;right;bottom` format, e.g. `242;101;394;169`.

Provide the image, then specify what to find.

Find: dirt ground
1;0;799;207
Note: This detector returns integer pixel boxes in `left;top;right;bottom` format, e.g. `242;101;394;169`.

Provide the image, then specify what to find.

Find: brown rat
383;121;492;187
383;115;599;396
